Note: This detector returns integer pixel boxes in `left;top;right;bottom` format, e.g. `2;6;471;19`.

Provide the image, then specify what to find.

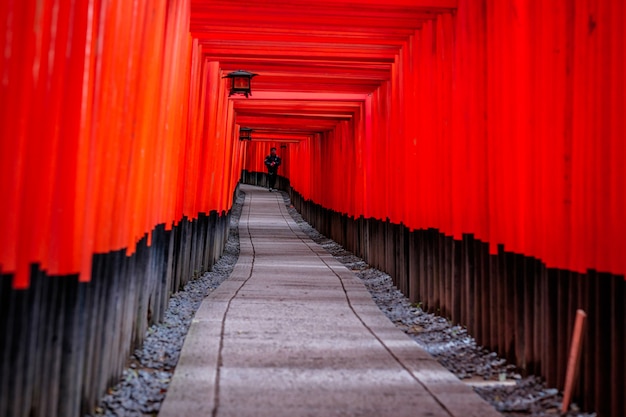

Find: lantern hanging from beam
239;127;253;141
224;70;258;98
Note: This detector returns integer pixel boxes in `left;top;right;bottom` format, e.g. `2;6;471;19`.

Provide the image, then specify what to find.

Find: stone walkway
159;184;501;417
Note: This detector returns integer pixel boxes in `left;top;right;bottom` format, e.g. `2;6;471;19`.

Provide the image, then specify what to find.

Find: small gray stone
86;191;596;417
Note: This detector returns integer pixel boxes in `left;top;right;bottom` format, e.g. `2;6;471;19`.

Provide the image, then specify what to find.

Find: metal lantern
224;70;258;98
239;127;253;141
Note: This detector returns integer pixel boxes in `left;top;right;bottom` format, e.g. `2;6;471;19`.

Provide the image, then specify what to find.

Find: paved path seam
160;185;501;417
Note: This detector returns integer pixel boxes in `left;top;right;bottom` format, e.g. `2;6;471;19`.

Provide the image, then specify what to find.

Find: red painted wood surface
239;0;625;279
1;0;624;288
0;0;245;288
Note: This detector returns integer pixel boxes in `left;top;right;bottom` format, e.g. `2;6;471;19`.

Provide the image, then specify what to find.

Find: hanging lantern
239;127;253;141
224;70;258;98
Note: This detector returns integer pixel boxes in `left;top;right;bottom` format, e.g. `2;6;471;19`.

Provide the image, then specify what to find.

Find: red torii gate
0;0;624;416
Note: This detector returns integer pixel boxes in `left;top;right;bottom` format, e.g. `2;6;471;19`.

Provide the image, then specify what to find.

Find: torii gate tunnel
0;1;624;416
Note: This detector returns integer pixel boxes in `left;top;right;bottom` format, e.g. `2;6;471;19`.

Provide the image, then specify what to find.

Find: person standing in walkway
264;147;281;191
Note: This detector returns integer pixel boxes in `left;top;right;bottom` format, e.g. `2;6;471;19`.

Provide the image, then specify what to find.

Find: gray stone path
159;185;501;417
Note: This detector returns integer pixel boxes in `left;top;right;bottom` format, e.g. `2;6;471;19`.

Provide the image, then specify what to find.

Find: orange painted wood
561;309;587;413
1;0;624;288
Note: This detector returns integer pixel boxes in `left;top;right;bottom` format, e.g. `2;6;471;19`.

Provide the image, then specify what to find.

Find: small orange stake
561;309;587;414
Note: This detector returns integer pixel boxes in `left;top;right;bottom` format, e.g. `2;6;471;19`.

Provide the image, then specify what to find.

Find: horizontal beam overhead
192;0;456;137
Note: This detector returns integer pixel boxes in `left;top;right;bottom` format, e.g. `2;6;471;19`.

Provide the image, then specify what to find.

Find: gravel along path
87;189;595;417
86;191;244;417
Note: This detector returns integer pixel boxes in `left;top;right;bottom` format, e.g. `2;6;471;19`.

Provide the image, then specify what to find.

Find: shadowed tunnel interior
0;0;624;416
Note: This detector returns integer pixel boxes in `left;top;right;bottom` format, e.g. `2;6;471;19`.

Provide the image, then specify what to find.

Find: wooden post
561;309;586;413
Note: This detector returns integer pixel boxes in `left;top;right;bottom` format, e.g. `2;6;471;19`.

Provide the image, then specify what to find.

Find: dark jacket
264;154;281;173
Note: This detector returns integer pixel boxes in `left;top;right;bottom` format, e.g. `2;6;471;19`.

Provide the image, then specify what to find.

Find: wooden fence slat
57;275;82;417
442;235;452;321
30;270;49;417
513;253;525;371
595;273;612;417
479;240;490;350
452;236;462;325
522;257;535;375
49;273;69;417
494;247;504;354
408;231;419;304
283;186;623;416
0;198;234;416
579;270;593;411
